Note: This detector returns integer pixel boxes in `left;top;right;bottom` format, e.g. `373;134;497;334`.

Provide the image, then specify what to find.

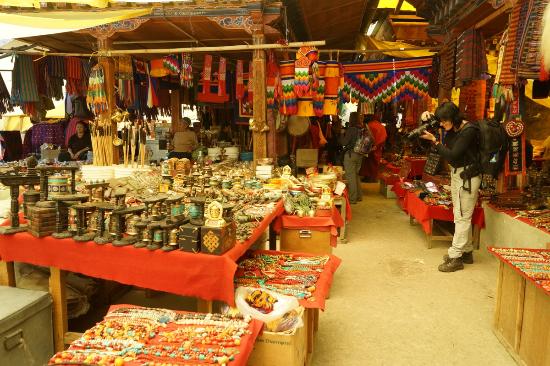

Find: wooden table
489;248;550;366
0;202;284;352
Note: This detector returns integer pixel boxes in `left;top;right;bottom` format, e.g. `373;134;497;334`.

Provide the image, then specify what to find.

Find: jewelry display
489;248;550;293
48;305;255;366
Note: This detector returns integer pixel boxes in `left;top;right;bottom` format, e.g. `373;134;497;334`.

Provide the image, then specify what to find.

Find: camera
406;115;440;140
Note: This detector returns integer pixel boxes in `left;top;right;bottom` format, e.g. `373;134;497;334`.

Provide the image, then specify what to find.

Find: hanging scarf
312;61;325;117
65;57;85;96
218;57;227;96
163;54;180;75
280;60;297;115
46;56;65;100
11;55;39;116
266;51;280;110
181;53;193;88
0;72;13;116
116;56;135;106
202;54;213;95
236;60;244;100
86;65;108;115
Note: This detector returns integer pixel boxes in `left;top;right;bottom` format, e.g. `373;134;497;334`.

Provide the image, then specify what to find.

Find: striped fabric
11;55;39;106
0;72;12;115
518;0;549;78
66;57;86;96
438;39;457;92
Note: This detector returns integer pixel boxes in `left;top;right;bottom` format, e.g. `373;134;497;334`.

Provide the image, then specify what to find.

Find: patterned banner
236;60;244;100
218;57;226;96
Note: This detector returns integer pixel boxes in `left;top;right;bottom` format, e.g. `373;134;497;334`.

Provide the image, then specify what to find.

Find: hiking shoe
438;257;464;272
443;251;473;264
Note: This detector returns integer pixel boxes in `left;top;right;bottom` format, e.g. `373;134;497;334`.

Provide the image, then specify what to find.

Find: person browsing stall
420;102;481;272
340;112;364;204
170;117;197;160
67;121;92;161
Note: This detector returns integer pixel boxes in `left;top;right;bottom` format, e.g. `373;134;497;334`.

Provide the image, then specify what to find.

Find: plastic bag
235;286;300;324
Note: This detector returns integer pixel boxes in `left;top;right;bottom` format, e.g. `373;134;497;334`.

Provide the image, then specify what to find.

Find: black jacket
436;123;479;169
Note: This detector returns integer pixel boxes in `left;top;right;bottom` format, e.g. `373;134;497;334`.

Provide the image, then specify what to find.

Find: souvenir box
200;223;236;255
28;204;58;238
178;224;201;253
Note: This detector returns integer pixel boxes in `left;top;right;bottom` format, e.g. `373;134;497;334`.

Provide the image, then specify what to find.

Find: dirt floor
310;183;516;366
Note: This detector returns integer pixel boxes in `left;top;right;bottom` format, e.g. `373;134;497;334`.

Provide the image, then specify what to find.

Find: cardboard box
280;228;333;255
296;149;318;168
247;315;307;366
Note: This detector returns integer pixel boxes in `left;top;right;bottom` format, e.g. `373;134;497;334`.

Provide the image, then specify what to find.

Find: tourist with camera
420;102;481;272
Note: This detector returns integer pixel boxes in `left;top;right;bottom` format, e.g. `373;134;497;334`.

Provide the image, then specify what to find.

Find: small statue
204;200;226;228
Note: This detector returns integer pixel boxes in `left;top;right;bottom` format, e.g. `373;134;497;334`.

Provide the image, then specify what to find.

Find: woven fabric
181;53;193;88
30;122;65;150
280;60;297;115
438;40;457;91
428;55;440;97
518;0;549;78
46;56;64;100
65;57;86;96
0;72;13;115
312;61;326;117
455;28;486;85
266;51;279;110
11;55;39;105
86;65;108;115
342;70;431;104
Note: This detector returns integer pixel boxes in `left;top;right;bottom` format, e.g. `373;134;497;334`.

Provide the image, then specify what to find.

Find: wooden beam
394;0;405;14
474;4;511;30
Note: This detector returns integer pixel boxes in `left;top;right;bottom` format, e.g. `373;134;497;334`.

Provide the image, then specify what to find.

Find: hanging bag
353;124;375;156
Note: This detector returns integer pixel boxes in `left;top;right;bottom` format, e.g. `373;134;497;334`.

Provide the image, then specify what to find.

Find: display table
481;203;550;249
489;248;550;366
405;191;485;249
404;156;427;178
274;206;344;253
235;250;341;356
49;304;263;366
391;181;409;209
0;201;284;352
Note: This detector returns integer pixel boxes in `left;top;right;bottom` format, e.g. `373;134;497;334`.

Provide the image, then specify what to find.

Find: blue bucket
240;151;253;161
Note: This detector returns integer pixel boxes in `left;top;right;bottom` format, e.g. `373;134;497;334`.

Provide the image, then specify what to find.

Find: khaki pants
344;151;363;203
449;167;481;258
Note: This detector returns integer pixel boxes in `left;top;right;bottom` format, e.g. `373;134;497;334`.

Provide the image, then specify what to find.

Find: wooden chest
28;205;57;238
200;223;235;255
280;228;333;255
178;224;201;253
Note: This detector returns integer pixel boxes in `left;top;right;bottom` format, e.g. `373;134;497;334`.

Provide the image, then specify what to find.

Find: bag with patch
353;125;375;156
476;119;508;178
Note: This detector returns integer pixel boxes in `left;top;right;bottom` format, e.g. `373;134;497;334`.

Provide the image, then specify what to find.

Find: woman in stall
60;121;92;161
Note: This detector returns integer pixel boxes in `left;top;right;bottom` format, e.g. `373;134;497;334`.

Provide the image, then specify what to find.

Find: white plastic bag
235;286;300;324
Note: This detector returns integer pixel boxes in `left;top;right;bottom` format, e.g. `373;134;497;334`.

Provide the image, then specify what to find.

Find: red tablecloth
273;206;344;247
0;201;284;306
404;157;427;178
60;304;264;366
487;203;550;236
381;173;400;186
405;191;485;234
391;182;410;211
242;250;342;311
386;163;401;174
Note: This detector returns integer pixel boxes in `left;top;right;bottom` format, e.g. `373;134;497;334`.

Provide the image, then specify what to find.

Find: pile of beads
490;248;550;293
235;252;330;299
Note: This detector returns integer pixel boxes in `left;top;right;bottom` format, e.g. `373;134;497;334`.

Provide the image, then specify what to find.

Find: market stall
489;247;550;366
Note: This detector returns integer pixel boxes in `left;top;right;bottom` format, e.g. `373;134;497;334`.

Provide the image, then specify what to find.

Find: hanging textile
11;54;39;116
517;0;549;79
438;39;457;92
181;53;193;88
146;64;159;108
266;51;280;110
46;56;65;100
312;61;326;117
201;54;213;95
236;60;244;100
428;55;440;98
294;46;317;98
0;72;13;116
342;58;432;104
280;60;297;115
455;28;486;85
248;61;254;104
86;64;108;115
218;57;226;96
65;57;85;96
541;1;550;77
115;56;135;106
163;54;180;75
323;61;340;116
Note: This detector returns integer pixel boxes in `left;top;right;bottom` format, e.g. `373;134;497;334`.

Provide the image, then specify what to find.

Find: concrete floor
311;184;516;366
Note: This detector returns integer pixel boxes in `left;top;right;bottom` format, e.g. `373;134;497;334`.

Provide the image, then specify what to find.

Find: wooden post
252;33;267;162
0;261;15;287
49;267;67;352
170;89;181;124
97;38;119;165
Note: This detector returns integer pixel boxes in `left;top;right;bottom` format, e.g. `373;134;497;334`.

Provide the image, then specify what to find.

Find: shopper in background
360;114;387;182
420;102;481;272
340;112;363;204
169;117;197;160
